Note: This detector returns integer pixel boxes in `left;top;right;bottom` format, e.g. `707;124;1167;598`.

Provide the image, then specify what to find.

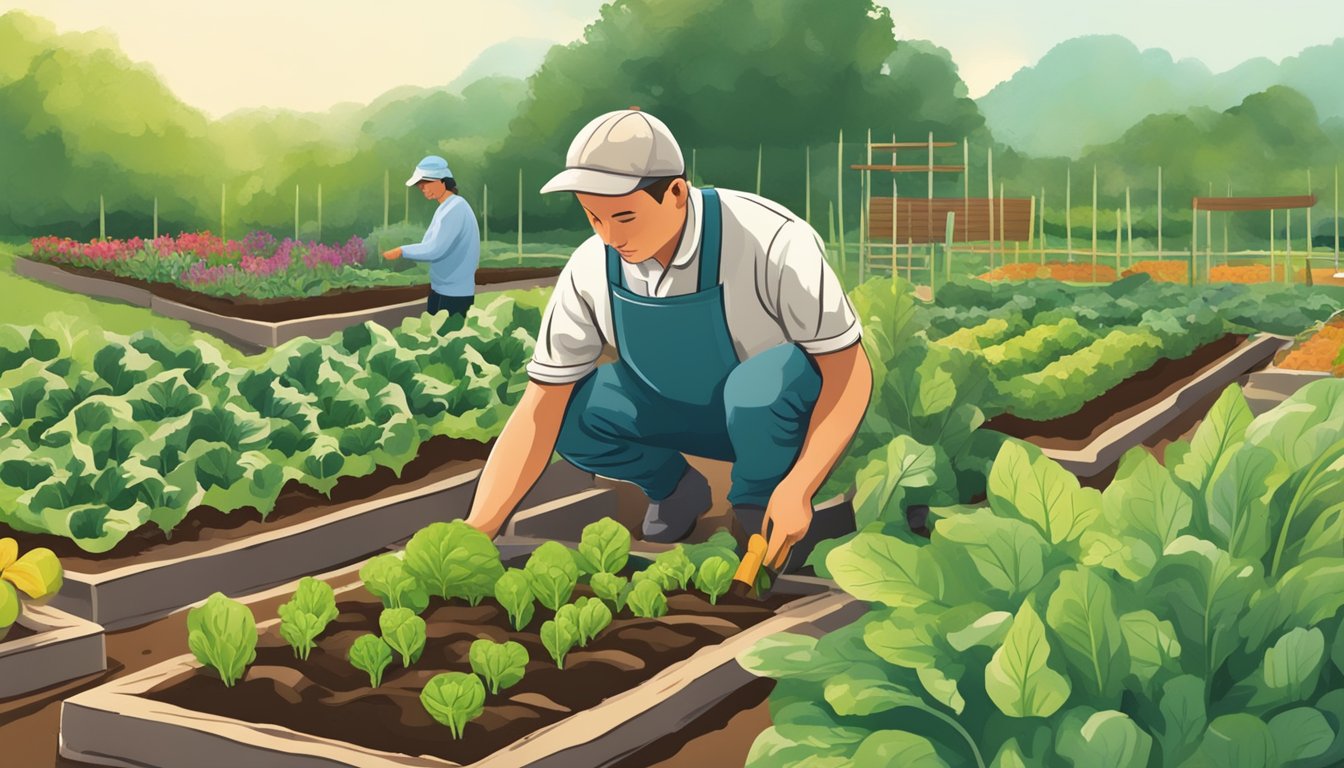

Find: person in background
382;155;480;316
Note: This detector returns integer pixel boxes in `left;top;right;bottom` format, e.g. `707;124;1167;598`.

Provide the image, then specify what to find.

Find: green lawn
0;245;259;364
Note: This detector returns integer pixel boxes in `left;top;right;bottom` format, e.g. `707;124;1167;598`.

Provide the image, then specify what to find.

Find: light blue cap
406;155;453;186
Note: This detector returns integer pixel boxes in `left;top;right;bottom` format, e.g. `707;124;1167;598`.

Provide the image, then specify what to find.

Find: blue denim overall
555;190;822;506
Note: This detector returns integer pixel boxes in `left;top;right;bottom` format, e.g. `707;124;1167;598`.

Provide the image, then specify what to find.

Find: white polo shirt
527;186;861;385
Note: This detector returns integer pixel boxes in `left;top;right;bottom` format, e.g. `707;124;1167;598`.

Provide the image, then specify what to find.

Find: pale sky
5;0;1343;116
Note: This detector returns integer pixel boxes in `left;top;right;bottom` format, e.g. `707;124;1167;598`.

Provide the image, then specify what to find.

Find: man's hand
382;247;402;260
762;481;812;570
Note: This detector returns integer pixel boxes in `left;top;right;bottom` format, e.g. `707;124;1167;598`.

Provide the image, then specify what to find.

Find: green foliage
540;614;578;670
420;671;486;740
575;517;631;575
694;556;734;605
348;634;393;688
402;520;504;606
638;546;695;591
378;607;426;668
277;577;338;660
186;592;257;687
359;553;429;613
493;568;535;631
574;596;613;646
590;572;630;612
627;579;669;619
524;541;579;611
468;638;528;694
743;381;1344;768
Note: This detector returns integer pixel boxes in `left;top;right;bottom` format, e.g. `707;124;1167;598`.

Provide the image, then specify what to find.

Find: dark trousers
427;291;474;316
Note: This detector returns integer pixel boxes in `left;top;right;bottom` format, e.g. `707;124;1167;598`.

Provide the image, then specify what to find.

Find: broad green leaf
852;435;938;528
1118;610;1181;693
348;634;393;688
1055;708;1152;768
988;440;1100;545
576;517;631;575
1174;384;1253;498
827;532;943;609
1149;536;1261;676
745;725;864;768
990;739;1030;768
468;639;528;694
1246;627;1326;709
1266;707;1334;764
946;610;1013;652
822;664;927;716
1205;445;1276;561
1245;379;1344;475
1241;558;1344;652
1045;567;1129;701
1098;448;1191;570
933;508;1049;603
985;601;1071;718
1158;675;1206;766
1183;714;1277;768
740;633;848;683
851;730;950;768
420;672;485;740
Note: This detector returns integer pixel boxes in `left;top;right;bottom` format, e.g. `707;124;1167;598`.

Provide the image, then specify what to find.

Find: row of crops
27;229;567;301
979;260;1344;286
0;291;546;552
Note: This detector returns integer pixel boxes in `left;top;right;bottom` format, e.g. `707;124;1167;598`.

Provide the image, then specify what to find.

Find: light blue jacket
401;194;480;296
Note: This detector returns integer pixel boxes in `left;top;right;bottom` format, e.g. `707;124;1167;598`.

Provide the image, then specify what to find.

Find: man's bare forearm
464;380;575;537
780;342;873;499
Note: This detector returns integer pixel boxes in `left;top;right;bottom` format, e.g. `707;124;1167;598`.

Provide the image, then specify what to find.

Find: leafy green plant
525;542;579;611
590;572;630;612
348;634;393;688
494;568;535;630
186;592;257;687
576;517;631;574
638;546;695;591
378;607;427;668
468;639;528;694
627;579;669;619
574;596;613;645
694;556;734;605
741;381;1344;768
403;521;504;606
359;553;429;613
540;614;579;669
277;577;339;660
420;671;486;739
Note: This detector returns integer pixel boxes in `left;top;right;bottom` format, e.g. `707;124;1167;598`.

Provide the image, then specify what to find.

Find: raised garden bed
983;333;1287;475
0;603;106;699
13;257;561;350
5;441;595;630
59;552;860;768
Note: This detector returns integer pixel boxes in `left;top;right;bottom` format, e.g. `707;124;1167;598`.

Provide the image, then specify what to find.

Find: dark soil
3;622;37;643
984;334;1248;447
48;263;561;322
2;436;492;572
146;584;795;765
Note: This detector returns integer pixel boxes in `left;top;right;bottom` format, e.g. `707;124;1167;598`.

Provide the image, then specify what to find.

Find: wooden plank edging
0;604;106;699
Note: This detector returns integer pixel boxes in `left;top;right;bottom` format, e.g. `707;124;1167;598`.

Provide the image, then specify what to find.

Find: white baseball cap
540;109;685;196
405;155;454;187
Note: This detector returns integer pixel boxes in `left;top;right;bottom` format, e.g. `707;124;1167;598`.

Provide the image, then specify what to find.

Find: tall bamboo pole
1027;195;1036;262
926;131;934;277
861;130;871;283
1115;209;1121;275
999;182;1006;268
1157;166;1163;257
1270;209;1276;279
756;144;763;196
1205;181;1212;281
1305;170;1313;279
987;148;995;268
1334;165;1340;273
1190;199;1198;287
1223;181;1230;264
1125;186;1133;267
1286;204;1293;285
837;129;846;280
963;138;969;246
1065;166;1073;262
1091;166;1098;277
1040;187;1047;264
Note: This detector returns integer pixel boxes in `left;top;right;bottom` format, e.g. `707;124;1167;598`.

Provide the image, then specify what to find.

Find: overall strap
605;244;626;289
697;189;723;291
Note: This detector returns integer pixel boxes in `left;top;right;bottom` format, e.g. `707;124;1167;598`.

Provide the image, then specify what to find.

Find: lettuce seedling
575;596;613;645
638;546;694;591
421;671;486;739
525;542;579;611
348;633;393;688
468;638;528;694
576;517;631;575
404;521;504;606
277;577;339;660
589;572;629;612
494;568;535;631
186;592;258;687
379;607;427;667
360;554;429;614
694;556;734;605
627;579;669;619
540;614;579;669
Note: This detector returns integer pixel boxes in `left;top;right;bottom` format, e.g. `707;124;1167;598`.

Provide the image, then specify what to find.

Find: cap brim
540;168;643;196
406;170;448;187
